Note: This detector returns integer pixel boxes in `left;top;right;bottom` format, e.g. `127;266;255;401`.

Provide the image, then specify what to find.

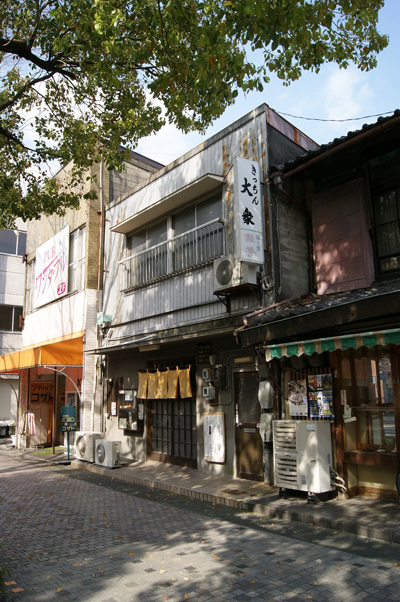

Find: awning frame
0;335;84;373
263;328;400;361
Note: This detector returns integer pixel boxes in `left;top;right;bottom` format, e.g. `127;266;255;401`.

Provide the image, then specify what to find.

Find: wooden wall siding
277;198;310;300
312;179;375;294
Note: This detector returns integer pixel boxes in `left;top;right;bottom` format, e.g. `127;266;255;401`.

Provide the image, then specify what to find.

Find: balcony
119;219;225;290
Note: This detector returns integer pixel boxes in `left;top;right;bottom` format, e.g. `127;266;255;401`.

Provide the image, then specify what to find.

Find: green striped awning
264;328;400;361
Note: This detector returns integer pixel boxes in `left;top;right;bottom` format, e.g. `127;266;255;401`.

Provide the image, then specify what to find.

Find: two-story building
0;221;26;436
92;104;317;481
0;152;162;449
237;110;400;497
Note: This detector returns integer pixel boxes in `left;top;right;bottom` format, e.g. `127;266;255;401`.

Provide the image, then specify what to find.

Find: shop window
341;349;396;453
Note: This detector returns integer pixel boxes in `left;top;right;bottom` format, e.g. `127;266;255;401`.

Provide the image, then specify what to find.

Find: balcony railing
119;218;225;290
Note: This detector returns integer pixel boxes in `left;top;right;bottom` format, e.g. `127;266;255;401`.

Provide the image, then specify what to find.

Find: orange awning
0;335;84;372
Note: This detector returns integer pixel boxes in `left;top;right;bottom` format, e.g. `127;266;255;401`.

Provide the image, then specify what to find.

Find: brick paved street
1;450;400;602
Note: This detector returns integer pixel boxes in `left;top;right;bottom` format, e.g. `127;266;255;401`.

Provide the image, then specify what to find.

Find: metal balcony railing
119;218;225;290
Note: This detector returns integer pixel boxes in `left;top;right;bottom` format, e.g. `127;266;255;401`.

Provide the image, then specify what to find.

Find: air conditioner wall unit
75;432;104;463
95;440;120;468
213;254;258;292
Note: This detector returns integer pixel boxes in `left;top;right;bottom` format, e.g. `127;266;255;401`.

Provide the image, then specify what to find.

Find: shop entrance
235;372;264;481
146;357;197;468
147;398;197;467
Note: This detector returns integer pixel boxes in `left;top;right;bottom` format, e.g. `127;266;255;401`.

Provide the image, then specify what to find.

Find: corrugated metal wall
103;111;267;340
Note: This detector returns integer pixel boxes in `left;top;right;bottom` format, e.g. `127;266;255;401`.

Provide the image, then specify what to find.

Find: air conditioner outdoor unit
273;420;333;495
213;255;258;293
75;432;104;463
95;440;120;468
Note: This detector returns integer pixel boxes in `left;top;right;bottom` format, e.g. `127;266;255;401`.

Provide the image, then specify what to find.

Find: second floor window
0;229;26;256
0;305;23;332
124;194;224;289
68;227;86;292
373;186;400;274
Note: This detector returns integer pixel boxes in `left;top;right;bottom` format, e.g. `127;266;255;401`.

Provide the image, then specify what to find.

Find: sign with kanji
29;382;54;405
233;157;263;263
203;412;225;463
34;226;69;308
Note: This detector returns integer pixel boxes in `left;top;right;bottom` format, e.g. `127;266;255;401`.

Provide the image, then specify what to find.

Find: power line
274;109;396;123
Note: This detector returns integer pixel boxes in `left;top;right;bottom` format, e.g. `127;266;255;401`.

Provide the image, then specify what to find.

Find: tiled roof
243;278;400;330
269;109;400;177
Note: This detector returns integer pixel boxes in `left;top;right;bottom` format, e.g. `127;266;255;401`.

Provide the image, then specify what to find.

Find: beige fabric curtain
147;371;158;399
178;366;192;398
167;368;179;399
157;369;169;398
138;366;192;399
138;371;148;399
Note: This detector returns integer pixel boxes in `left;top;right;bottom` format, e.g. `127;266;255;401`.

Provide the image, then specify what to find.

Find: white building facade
0;220;26;433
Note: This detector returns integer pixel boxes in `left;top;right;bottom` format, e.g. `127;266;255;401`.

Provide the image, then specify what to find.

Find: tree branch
0;38;77;78
0;72;54;114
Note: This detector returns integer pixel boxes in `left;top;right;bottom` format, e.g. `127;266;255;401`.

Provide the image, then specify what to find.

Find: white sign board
233;157;263;263
34;226;69;308
204;412;225;463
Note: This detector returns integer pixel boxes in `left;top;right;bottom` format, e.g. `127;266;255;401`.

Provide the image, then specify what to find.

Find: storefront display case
118;390;144;433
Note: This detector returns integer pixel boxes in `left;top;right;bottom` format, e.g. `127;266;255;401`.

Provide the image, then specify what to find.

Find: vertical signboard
203;412;225;463
233;157;263;263
34;227;69;308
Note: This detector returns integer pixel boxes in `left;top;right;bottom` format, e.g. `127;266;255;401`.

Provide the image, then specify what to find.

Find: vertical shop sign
233;157;263;263
34;226;69;308
308;374;334;418
204;412;225;463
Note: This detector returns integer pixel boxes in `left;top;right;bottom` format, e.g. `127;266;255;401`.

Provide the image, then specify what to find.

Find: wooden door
235;372;264;481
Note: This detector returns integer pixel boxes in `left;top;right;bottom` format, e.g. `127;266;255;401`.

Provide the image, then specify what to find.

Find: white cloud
322;68;372;133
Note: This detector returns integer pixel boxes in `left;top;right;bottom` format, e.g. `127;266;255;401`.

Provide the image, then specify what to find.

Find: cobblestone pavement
1;452;400;602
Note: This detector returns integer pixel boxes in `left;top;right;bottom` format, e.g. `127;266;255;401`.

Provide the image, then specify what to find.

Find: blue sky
136;0;400;164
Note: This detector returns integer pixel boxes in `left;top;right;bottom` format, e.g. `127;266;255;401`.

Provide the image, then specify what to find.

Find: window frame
0;304;23;332
372;185;400;275
339;347;397;454
0;229;27;257
123;193;224;290
68;226;86;293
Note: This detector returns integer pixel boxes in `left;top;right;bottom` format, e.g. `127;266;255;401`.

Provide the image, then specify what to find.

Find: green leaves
0;0;388;226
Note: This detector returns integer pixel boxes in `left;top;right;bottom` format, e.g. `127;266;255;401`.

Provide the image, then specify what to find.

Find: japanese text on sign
34;226;69;308
29;382;54;405
233;158;263;263
204;412;225;463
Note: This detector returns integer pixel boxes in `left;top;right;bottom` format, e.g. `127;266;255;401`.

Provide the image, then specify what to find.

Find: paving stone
1;451;400;602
